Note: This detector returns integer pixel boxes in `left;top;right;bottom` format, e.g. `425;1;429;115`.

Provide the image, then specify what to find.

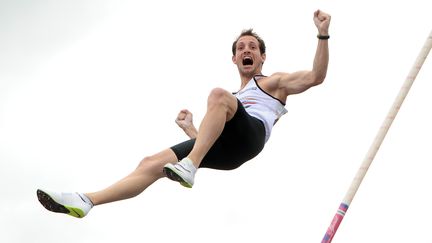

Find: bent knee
208;87;230;100
208;88;237;110
137;155;165;175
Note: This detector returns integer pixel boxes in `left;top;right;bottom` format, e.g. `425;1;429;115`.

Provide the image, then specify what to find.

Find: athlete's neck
239;72;262;89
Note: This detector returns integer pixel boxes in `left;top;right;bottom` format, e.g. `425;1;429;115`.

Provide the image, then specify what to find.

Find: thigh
200;100;266;170
170;100;266;170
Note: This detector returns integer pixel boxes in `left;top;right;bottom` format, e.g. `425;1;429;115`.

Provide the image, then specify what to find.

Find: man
37;9;331;218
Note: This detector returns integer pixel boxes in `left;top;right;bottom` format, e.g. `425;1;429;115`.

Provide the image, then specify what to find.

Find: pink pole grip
322;203;349;243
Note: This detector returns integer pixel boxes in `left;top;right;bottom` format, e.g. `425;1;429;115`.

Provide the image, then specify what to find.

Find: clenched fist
314;10;331;36
175;109;198;139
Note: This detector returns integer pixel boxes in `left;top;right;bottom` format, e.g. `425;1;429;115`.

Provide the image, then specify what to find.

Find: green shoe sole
163;167;193;188
36;189;85;218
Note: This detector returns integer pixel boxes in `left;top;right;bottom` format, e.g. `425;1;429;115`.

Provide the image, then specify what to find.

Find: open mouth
242;57;253;66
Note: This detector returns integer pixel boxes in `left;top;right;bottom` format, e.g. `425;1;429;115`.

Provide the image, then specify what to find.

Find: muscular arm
277;10;331;95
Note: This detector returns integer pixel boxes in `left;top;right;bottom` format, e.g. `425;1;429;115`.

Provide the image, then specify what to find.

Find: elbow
313;72;326;86
317;75;326;85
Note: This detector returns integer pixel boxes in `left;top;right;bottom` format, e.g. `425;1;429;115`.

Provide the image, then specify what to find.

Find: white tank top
234;76;287;142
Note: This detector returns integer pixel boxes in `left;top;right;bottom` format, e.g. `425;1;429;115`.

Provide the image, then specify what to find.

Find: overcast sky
1;1;431;243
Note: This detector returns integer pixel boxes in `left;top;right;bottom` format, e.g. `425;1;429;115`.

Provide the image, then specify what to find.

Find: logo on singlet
237;86;257;96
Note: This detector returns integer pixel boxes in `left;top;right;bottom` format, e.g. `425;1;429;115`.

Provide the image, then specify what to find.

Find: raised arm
277;10;331;95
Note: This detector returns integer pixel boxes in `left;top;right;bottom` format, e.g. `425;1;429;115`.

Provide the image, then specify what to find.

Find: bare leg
86;149;177;206
187;88;238;167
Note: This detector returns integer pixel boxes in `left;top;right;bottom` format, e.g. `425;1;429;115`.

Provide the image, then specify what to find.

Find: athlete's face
232;35;266;77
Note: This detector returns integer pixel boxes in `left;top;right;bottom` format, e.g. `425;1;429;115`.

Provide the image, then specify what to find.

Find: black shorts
170;99;266;170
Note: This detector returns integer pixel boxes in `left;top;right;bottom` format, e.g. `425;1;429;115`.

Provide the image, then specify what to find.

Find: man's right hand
175;109;198;139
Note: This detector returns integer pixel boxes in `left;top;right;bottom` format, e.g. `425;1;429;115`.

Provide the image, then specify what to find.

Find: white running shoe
36;189;93;218
163;158;197;188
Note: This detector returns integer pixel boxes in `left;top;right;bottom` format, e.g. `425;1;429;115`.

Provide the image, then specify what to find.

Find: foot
36;189;93;218
163;158;197;188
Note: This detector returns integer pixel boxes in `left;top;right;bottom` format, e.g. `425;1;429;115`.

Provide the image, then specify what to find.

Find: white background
1;1;431;242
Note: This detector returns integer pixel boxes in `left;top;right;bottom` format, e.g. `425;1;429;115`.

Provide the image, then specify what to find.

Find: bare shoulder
272;70;322;95
258;73;282;89
261;72;290;85
257;72;292;102
261;72;295;89
270;71;310;82
268;72;289;80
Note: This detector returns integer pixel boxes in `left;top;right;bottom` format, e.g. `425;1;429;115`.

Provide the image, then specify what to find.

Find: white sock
77;193;94;207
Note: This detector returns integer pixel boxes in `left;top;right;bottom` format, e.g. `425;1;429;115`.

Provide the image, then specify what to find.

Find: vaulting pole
322;30;432;243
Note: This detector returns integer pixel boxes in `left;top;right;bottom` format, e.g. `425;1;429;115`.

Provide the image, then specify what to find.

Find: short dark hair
232;29;266;56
